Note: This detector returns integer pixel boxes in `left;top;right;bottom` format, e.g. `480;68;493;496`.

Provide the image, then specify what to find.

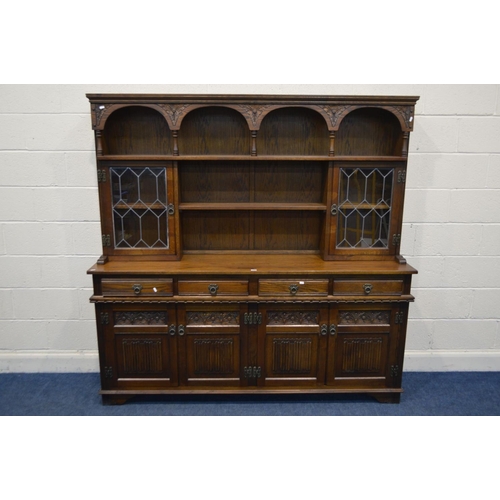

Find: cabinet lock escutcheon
208;284;219;296
132;284;143;295
363;283;373;295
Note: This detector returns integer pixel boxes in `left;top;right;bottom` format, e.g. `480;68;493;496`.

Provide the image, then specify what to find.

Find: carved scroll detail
234;104;274;128
186;311;239;326
114;311;168;325
157;104;191;127
339;311;390;325
267;311;319;325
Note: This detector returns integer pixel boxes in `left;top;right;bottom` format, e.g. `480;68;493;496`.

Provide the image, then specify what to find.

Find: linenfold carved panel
272;338;313;374
193;338;235;375
122;339;163;374
341;338;383;374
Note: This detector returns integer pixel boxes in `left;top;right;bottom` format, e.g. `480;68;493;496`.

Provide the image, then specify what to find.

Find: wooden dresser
87;94;419;404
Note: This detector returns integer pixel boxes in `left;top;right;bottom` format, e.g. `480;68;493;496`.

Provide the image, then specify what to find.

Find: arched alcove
178;106;250;155
335;107;403;156
102;106;172;155
257;107;329;155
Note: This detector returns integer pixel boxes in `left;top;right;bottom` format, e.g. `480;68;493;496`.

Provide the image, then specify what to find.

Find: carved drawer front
333;279;403;296
177;280;248;296
102;278;173;297
259;279;329;297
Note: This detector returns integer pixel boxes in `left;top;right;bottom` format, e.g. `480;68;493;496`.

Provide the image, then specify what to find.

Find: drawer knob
289;284;299;295
132;284;143;295
363;283;373;295
208;284;219;296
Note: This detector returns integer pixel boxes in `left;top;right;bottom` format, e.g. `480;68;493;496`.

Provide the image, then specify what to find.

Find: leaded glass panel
336;168;393;249
110;167;169;249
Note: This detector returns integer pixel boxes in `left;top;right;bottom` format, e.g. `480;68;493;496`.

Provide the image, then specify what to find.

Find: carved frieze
186;311;240;326
114;311;168;326
267;311;319;325
339;311;390;325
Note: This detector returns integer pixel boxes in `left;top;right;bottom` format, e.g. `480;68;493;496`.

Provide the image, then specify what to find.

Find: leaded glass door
98;162;178;258
328;163;404;256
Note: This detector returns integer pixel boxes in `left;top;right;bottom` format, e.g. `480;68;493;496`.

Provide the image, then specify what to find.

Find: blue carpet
1;372;499;415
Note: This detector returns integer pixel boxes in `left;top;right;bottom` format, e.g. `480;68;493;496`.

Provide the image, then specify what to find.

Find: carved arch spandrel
91;103;176;130
330;104;415;132
173;104;335;132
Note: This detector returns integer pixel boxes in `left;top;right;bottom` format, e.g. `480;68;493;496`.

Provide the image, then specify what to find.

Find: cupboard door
257;305;328;387
99;162;179;258
326;305;398;388
101;304;178;389
328;164;405;257
177;304;247;387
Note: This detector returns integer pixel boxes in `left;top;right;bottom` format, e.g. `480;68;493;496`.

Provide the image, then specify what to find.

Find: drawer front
333;279;403;296
177;280;249;296
259;279;329;296
101;279;173;297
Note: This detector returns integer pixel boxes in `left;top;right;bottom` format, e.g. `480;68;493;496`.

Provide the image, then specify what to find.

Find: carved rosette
186;311;239;326
267;311;319;325
114;311;168;326
339;311;390;325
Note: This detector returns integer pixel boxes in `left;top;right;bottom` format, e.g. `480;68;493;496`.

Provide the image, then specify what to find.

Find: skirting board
0;350;500;373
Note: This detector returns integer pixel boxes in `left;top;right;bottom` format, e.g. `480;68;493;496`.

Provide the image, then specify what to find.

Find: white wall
0;84;499;372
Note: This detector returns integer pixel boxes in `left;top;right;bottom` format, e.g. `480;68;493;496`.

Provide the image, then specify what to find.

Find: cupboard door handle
363;283;373;295
331;204;338;216
320;324;328;336
167;203;175;215
330;324;336;335
178;325;185;336
132;284;143;295
169;325;176;336
289;284;299;295
208;284;219;296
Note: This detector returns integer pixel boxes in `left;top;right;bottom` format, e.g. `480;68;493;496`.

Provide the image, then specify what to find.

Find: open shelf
179;203;327;211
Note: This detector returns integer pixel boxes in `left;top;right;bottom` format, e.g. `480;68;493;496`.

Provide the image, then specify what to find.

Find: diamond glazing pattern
111;167;169;249
336;168;393;249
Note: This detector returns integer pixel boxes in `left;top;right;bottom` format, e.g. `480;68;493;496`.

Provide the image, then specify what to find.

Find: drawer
101;279;173;297
177;280;249;296
259;279;329;296
333;279;403;296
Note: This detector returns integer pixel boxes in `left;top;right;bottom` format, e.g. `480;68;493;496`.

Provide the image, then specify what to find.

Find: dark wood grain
87;93;419;404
